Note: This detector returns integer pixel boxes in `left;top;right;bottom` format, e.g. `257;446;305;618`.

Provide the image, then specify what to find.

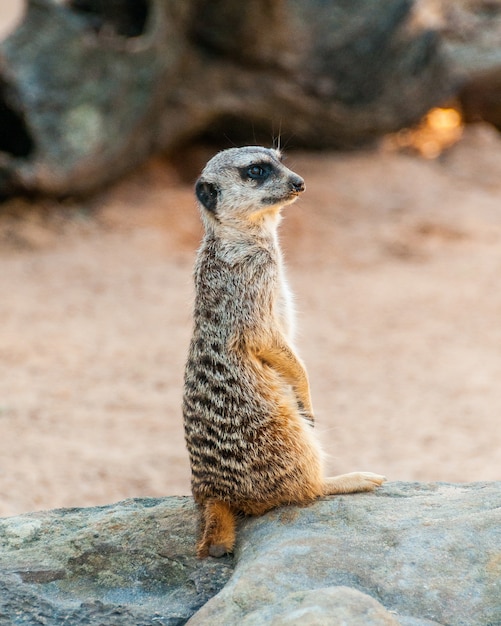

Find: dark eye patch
239;162;273;182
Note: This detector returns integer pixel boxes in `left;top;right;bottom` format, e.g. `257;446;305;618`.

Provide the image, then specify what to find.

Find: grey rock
4;1;501;197
189;482;501;626
0;0;453;196
0;483;499;626
0;0;190;196
237;587;402;626
0;497;234;625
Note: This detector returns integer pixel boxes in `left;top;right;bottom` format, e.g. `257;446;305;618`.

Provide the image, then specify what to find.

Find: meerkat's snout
290;175;305;195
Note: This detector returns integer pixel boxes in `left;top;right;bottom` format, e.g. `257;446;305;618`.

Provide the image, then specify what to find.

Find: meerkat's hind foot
322;471;386;496
197;500;236;559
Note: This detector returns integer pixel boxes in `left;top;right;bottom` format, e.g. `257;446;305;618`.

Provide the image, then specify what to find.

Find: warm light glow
427;107;462;131
383;107;464;159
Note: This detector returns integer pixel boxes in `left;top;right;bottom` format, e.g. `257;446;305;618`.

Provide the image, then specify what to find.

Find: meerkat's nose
291;176;305;193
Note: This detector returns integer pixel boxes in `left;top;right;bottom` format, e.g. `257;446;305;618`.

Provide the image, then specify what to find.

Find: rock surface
0;496;233;625
0;482;499;625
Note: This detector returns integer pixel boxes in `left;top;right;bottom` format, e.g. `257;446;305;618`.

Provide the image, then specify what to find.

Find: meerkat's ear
195;180;219;213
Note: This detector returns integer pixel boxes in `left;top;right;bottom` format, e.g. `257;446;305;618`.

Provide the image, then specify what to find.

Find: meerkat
183;146;385;558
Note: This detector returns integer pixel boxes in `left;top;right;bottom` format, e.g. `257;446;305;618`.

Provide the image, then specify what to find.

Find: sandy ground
1;125;501;517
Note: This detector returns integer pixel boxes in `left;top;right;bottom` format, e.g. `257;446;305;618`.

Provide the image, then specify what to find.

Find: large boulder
5;1;501;197
0;0;192;196
0;0;454;196
0;482;499;625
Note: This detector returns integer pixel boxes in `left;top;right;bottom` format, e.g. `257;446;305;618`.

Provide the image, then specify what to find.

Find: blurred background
0;0;500;517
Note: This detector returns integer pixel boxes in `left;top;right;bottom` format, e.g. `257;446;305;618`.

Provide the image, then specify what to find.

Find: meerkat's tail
322;471;386;496
197;500;237;558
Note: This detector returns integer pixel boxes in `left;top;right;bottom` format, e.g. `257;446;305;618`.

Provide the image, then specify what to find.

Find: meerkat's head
195;146;305;232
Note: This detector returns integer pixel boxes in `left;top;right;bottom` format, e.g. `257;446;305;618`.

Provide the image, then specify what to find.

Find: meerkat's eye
246;163;271;180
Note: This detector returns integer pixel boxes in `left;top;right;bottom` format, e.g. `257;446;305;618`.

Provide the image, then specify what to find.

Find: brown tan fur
183;146;385;558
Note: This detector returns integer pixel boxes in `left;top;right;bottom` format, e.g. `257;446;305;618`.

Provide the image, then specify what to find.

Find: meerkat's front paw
322;471;386;496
